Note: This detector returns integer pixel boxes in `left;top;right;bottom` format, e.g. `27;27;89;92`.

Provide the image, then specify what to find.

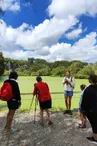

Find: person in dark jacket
81;74;97;144
33;76;53;126
5;71;21;134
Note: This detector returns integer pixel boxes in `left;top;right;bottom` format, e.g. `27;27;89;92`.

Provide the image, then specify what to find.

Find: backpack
0;82;13;101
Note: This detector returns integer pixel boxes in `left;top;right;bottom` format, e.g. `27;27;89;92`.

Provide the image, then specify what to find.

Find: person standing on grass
62;71;75;115
78;84;87;128
33;76;53;126
5;71;21;134
81;74;97;144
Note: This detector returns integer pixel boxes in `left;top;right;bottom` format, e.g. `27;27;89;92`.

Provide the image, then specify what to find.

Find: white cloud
1;25;97;62
1;0;97;62
0;16;78;51
9;2;20;11
65;23;82;39
75;32;97;49
2;50;33;60
45;32;97;62
16;16;78;50
0;20;97;63
48;0;97;19
0;0;20;12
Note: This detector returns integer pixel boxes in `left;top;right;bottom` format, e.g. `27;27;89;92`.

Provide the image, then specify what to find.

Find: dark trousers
86;111;97;134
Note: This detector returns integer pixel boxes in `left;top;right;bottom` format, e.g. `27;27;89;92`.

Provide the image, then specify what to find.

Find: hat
36;76;42;82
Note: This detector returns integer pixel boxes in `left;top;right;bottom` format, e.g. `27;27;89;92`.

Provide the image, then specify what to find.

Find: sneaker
7;128;17;134
78;123;82;126
68;110;73;115
78;124;86;128
87;136;97;145
63;110;68;114
40;121;44;127
4;126;7;130
48;120;53;125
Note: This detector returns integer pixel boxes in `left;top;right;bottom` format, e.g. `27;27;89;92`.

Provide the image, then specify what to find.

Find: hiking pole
29;95;34;112
34;94;38;124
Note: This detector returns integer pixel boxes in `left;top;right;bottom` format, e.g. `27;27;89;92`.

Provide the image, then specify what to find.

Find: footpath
0;111;94;146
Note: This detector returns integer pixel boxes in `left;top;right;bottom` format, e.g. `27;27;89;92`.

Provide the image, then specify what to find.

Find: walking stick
29;95;34;112
34;94;38;124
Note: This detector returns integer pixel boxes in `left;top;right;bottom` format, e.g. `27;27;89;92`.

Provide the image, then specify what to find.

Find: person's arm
13;82;21;101
45;83;50;91
79;94;82;109
33;85;39;107
62;77;66;85
81;88;89;113
17;84;21;101
79;89;85;109
71;77;75;88
66;77;75;88
33;85;37;96
13;82;21;106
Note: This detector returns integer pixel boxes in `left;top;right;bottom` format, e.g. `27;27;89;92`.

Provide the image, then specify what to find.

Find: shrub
75;74;88;79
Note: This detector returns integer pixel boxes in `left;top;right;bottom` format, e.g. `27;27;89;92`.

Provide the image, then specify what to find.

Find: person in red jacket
33;76;53;125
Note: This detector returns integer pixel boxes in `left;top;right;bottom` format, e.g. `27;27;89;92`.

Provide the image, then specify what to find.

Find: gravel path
0;111;94;146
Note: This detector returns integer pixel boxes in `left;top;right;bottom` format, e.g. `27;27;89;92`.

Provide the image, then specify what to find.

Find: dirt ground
0;110;94;146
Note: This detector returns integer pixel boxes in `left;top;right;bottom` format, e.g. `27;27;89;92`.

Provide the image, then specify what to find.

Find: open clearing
0;76;92;146
0;76;89;111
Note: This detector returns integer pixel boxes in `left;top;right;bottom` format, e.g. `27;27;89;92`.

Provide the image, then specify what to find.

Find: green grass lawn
0;76;89;111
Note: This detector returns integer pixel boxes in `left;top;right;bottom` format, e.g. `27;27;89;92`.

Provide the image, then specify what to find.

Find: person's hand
62;81;66;85
65;79;69;83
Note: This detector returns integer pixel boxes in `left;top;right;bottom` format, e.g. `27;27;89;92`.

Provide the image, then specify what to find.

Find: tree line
0;53;97;78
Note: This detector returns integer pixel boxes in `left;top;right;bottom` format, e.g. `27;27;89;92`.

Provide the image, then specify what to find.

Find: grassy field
0;76;89;111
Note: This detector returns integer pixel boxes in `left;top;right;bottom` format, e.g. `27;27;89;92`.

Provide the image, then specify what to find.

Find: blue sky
0;0;97;62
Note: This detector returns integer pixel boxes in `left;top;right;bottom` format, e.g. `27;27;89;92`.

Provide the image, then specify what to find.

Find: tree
51;66;66;77
28;58;35;66
52;60;70;69
3;57;94;78
78;65;95;78
37;67;50;76
0;52;4;75
67;61;88;76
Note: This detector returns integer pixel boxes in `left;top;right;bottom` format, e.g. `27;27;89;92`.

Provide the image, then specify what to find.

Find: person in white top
62;71;75;115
